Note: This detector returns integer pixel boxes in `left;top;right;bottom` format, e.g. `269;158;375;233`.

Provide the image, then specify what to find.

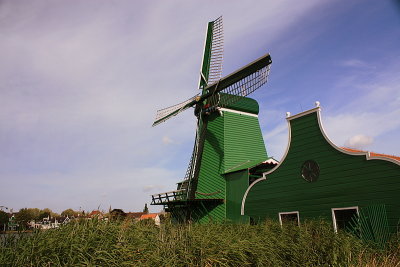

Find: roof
140;213;159;220
341;147;400;162
220;93;260;115
223;157;278;174
89;210;103;216
126;212;147;219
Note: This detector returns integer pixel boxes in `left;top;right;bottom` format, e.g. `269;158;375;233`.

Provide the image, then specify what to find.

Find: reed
0;219;398;266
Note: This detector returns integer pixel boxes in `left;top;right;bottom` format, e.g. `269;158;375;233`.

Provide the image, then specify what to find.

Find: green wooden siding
197;112;226;223
220;94;260;115
244;111;400;232
224;112;267;173
196;98;268;223
226;170;250;223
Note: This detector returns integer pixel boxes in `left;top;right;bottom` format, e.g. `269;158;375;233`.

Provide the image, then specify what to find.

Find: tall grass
0;219;399;266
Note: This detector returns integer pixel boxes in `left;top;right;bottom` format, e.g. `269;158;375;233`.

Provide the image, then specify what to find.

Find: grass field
1;219;399;266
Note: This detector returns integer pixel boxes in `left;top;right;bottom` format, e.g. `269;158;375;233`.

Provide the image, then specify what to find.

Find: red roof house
341;147;400;162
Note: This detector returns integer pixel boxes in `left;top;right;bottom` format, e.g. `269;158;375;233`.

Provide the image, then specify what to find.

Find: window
332;207;359;232
250;217;258;225
300;160;320;182
279;211;300;226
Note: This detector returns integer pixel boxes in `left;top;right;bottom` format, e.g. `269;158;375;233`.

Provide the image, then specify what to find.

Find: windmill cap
219;93;259;115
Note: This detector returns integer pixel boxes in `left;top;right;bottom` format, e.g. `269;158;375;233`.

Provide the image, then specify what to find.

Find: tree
29;208;41;221
38;208;52;220
15;208;36;225
61;209;78;217
0;210;8;229
143;203;149;214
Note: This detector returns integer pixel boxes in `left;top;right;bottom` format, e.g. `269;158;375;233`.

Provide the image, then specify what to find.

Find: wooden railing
151;189;187;205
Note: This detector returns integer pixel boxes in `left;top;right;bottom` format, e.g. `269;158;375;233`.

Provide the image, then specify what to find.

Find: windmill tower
151;17;273;223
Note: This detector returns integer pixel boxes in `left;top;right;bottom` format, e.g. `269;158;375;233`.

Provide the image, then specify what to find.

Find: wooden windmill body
151;17;274;223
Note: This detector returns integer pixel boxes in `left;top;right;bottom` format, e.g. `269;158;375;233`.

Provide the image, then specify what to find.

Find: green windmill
151;16;274;223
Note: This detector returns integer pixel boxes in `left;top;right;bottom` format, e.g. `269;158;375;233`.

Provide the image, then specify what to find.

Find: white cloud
1;167;179;213
162;136;173;145
322;58;400;155
142;185;166;193
263;124;289;161
339;59;375;69
344;134;373;149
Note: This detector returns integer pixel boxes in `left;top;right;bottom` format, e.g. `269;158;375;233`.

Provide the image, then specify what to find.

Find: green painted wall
224;112;267;172
226;170;250;223
197;112;226;223
196;99;267;223
244;111;400;232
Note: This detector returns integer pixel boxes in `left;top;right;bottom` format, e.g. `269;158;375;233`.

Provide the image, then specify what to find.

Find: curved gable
242;106;400;232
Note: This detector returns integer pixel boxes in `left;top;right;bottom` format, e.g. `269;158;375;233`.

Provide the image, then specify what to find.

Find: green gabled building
242;103;400;239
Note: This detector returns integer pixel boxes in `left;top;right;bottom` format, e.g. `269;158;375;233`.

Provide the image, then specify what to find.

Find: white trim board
218;108;258;118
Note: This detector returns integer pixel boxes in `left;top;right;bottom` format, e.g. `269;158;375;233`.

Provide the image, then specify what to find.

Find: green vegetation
14;208;61;226
1;219;399;266
60;209;81;218
0;211;8;226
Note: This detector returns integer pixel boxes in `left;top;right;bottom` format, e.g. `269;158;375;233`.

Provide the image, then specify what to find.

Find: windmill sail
152;53;272;127
199;16;224;90
185;118;208;199
203;53;271;107
152;94;199;127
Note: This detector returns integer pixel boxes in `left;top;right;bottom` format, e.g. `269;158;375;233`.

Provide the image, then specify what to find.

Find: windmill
151;16;273;223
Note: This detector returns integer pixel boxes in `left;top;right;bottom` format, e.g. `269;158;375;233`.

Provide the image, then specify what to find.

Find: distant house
40;216;58;229
126;212;147;220
89;210;104;219
59;216;71;224
29;216;71;230
140;213;161;226
7;215;19;231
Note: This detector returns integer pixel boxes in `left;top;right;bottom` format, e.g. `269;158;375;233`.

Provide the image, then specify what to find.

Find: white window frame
279;211;300;226
331;206;359;233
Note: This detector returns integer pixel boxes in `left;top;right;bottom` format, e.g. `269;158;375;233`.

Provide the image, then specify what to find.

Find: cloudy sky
1;1;399;213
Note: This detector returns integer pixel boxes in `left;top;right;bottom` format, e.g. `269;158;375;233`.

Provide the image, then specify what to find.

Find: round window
301;160;320;182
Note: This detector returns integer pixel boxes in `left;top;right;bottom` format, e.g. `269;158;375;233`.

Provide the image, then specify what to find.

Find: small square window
279;211;300;226
332;207;359;232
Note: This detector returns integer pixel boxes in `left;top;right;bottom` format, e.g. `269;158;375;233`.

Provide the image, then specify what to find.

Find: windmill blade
184;115;208;200
152;53;271;126
201;53;272;107
152;94;199;127
199;16;224;90
207;16;224;85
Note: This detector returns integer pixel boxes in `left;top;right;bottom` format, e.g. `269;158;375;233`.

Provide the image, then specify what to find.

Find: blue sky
1;0;399;213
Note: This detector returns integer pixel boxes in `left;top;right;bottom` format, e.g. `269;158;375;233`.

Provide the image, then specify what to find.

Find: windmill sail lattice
152;94;199;127
207;63;270;108
207;16;224;85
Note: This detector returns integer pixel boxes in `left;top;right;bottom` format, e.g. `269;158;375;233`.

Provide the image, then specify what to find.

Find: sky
1;0;399;213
